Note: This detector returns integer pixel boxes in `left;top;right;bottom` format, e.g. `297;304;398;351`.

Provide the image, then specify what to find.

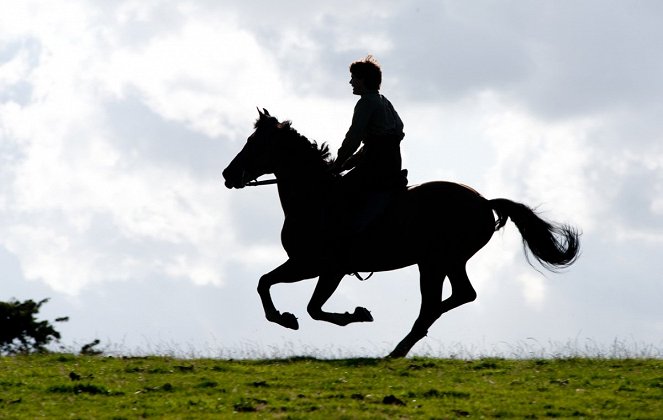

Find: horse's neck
276;175;326;217
272;136;332;216
275;163;330;217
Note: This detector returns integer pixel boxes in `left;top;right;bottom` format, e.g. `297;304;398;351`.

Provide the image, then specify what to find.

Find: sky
1;0;662;358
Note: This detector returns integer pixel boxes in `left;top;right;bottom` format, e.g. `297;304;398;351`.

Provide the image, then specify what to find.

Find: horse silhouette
223;109;580;358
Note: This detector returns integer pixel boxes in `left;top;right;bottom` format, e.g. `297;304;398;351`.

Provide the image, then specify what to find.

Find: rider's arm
336;97;372;168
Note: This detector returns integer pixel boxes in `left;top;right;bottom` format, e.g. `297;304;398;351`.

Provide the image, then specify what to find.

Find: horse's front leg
306;273;374;326
257;259;318;330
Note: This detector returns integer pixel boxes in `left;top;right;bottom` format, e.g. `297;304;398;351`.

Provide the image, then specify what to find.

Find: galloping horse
223;109;580;358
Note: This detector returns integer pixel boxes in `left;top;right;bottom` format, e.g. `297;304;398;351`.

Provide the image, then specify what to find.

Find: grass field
1;354;662;418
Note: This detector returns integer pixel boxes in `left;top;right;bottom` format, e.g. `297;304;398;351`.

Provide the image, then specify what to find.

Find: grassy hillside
1;355;662;418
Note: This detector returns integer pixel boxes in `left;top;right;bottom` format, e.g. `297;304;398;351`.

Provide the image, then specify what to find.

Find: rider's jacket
337;91;405;191
337;91;404;165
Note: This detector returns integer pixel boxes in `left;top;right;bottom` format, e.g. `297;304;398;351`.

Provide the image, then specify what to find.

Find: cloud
0;1;292;294
476;94;599;230
383;1;663;117
98;15;286;139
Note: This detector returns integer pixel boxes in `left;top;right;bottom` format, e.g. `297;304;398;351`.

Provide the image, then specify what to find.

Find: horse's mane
255;115;333;168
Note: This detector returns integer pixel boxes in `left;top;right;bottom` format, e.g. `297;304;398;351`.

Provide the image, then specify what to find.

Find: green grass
1;355;662;418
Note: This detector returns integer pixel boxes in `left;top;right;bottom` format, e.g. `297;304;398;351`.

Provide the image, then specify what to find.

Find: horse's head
223;108;279;189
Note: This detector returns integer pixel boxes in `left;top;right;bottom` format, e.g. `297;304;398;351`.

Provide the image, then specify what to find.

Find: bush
0;298;68;355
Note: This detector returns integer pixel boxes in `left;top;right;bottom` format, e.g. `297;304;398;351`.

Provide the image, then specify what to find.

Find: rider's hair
349;55;382;90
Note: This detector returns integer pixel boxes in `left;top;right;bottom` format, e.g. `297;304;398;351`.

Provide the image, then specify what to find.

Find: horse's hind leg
307;273;374;326
388;261;477;358
388;261;446;358
440;264;477;315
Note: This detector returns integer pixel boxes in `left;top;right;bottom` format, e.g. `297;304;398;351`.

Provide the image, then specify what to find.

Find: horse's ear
262;108;270;117
257;107;264;118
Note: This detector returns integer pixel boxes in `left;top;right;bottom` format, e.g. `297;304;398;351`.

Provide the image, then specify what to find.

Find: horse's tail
490;198;580;271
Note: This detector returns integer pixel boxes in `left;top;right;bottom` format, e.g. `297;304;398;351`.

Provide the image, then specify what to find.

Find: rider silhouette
330;56;406;237
332;55;406;192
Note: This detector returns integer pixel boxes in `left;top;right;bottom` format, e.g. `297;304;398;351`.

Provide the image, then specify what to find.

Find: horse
222;109;580;358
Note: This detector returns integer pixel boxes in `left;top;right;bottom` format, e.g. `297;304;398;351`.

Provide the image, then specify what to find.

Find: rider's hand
330;160;343;174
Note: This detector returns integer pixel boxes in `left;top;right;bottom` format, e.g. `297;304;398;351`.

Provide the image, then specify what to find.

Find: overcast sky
2;0;662;358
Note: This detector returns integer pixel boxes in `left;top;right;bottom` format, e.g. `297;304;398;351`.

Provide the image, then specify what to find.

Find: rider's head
349;55;382;91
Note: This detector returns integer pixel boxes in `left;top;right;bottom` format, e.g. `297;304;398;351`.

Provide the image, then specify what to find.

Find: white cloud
0;1;290;294
478;93;600;232
516;271;546;309
0;47;31;89
99;16;286;139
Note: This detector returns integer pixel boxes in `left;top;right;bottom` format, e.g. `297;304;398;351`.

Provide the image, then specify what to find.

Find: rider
330;56;406;235
332;55;406;193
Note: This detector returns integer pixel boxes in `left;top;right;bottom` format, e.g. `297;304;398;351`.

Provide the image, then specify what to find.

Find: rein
246;178;278;186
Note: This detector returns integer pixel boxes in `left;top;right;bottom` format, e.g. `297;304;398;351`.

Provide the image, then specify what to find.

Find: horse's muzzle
222;166;250;189
222;168;238;189
223;176;245;189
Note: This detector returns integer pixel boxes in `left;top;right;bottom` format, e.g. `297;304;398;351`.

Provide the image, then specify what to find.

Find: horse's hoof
354;307;374;322
279;312;299;330
386;349;407;359
387;343;409;358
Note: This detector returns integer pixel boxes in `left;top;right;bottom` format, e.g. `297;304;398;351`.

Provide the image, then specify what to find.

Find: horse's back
405;181;491;222
349;181;495;270
407;181;484;202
